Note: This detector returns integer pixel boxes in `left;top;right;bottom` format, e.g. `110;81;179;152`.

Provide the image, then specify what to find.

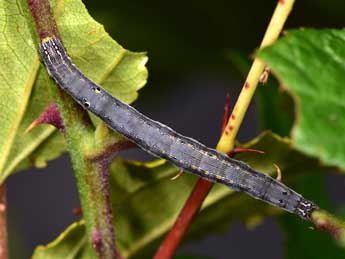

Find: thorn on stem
0;204;6;213
227;147;265;157
72;207;82;216
25;103;63;133
221;93;231;134
273;163;282;181
259;66;271;85
171;170;184;180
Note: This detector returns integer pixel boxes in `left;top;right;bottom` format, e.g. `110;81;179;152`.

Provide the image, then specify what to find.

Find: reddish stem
0;185;7;259
221;93;231;134
93;158;121;259
155;94;233;259
154;179;213;259
28;0;59;39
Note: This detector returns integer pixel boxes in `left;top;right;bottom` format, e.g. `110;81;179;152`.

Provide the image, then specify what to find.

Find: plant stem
217;0;295;153
311;210;345;246
154;1;295;258
28;0;126;257
0;185;7;259
154;179;213;259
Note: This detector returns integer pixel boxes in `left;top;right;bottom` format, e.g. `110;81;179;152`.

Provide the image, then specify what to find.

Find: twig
28;0;127;257
311;210;345;246
154;1;296;258
0;185;7;259
217;0;295;153
154;179;213;259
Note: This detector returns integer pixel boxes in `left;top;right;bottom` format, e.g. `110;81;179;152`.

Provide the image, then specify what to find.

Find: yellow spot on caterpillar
203;171;209;175
92;86;101;93
187;143;193;148
41;37;54;43
191;165;198;170
216;175;224;180
199;150;208;155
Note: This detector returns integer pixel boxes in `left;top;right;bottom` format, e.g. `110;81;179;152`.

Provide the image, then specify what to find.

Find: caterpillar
39;37;318;219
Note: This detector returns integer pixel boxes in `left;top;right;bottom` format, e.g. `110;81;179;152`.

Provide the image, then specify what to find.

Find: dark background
7;0;345;258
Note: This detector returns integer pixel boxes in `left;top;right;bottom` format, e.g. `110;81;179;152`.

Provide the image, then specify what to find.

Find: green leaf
32;221;94;259
256;77;295;137
12;131;65;173
33;132;330;258
0;0;42;179
258;29;345;169
0;0;148;181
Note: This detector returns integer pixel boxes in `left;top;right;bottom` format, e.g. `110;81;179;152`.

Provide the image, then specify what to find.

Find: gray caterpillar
39;37;318;219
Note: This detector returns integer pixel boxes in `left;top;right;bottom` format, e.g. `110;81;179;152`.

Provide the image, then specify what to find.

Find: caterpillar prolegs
39;37;318;220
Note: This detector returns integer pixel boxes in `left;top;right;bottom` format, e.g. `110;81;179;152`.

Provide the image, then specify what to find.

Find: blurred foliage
33;132;334;258
279;173;345;259
255;28;345;258
259;29;345;169
83;0;345;84
230;28;345;258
